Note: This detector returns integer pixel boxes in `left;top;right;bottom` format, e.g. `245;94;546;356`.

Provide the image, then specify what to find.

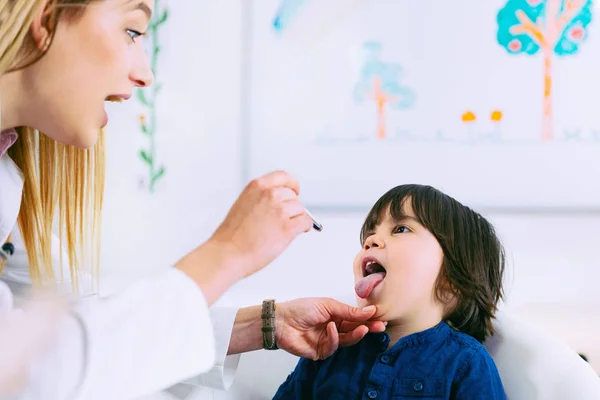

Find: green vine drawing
137;0;168;193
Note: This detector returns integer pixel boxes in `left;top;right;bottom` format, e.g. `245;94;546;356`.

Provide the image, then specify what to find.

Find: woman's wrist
226;305;263;355
175;239;247;305
227;301;286;355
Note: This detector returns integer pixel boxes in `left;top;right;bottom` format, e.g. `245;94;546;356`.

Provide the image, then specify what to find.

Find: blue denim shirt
273;321;506;399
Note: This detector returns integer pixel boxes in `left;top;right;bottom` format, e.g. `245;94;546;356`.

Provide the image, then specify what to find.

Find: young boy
273;184;506;399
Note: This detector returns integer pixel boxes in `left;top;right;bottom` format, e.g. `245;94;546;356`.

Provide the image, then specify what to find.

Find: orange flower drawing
461;111;476;123
491;110;503;123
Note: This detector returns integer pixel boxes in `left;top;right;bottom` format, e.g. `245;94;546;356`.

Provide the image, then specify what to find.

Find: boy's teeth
365;261;385;276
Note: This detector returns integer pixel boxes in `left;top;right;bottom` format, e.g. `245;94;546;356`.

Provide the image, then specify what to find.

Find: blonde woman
0;0;386;398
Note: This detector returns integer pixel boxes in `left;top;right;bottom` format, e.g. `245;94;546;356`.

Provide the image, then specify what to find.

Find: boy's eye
393;225;410;234
126;29;144;42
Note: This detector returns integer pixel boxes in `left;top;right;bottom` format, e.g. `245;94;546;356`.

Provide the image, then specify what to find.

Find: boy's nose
364;234;385;250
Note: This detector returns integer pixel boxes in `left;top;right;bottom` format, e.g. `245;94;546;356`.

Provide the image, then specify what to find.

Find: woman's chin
69;129;100;149
42;123;99;148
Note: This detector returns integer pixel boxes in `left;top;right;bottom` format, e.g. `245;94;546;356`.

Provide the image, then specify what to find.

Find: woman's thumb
325;298;377;321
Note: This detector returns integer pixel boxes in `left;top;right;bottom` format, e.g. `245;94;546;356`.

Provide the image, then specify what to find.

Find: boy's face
353;201;445;323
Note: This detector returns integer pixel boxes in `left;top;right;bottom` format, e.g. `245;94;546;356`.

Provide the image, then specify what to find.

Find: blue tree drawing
353;42;415;139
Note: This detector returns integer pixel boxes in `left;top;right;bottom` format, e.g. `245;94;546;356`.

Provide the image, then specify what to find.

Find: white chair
485;309;600;399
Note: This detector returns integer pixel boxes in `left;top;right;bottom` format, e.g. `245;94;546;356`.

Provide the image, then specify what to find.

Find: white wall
98;2;600;399
100;0;244;285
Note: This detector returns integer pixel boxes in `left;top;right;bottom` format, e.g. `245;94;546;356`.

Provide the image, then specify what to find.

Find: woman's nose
130;53;154;88
130;67;154;88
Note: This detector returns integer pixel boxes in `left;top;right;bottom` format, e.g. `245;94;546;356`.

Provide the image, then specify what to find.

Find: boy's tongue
355;272;386;299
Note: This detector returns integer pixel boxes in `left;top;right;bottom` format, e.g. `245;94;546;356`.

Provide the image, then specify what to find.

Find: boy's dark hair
359;184;505;343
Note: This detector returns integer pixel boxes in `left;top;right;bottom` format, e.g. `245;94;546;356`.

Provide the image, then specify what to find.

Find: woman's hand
275;298;387;360
209;170;313;278
176;171;313;304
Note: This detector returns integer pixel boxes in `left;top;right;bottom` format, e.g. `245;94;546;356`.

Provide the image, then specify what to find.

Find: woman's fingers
204;170;314;280
318;321;340;360
178;170;320;303
252;170;300;195
268;187;300;207
338;325;369;347
289;213;314;235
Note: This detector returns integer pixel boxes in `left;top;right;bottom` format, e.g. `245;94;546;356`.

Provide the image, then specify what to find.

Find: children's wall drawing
461;110;504;142
247;0;600;210
497;0;593;141
137;0;168;194
353;42;416;140
269;0;370;48
272;0;306;33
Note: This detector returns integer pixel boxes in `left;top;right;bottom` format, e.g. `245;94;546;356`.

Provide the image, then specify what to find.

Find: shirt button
380;355;390;364
414;382;424;392
380;333;388;343
367;389;378;398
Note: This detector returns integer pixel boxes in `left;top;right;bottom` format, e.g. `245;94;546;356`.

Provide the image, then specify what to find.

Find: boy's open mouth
363;259;386;277
356;257;387;299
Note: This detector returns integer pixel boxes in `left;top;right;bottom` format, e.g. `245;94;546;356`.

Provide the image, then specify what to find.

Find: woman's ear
29;0;53;51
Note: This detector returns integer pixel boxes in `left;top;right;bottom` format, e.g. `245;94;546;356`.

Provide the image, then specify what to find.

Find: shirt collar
395;320;450;348
0;128;18;158
0;129;23;245
366;320;450;352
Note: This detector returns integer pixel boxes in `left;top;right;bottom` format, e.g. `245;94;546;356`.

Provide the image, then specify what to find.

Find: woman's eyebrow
129;1;152;20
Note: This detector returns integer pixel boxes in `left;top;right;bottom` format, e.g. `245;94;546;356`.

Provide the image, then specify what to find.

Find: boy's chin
356;294;385;309
356;301;396;322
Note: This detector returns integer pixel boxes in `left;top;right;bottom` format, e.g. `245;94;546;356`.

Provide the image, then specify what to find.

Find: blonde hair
0;0;104;294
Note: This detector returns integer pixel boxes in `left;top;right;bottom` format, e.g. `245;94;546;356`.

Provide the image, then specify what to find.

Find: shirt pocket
392;377;446;398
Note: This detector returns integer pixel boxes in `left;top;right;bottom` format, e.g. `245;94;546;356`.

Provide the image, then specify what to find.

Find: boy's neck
385;315;444;348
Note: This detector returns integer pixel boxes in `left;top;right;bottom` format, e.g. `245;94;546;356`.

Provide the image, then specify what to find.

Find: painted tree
353;42;415;140
137;0;168;193
497;0;592;141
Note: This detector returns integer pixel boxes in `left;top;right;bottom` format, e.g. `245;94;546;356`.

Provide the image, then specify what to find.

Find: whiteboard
247;0;600;210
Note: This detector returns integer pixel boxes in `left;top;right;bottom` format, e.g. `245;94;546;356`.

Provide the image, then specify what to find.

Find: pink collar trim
0;129;17;158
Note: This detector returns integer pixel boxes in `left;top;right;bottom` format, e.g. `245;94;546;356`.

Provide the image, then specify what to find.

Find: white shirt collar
0;131;23;244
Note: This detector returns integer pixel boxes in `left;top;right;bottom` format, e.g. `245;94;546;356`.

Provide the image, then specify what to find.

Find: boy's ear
436;278;458;307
